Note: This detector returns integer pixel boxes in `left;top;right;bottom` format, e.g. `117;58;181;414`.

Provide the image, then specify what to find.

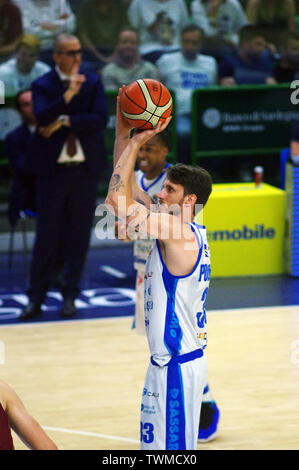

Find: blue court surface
0;243;299;325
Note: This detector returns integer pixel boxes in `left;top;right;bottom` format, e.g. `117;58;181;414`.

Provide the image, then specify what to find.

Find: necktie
67;131;77;157
62;79;77;157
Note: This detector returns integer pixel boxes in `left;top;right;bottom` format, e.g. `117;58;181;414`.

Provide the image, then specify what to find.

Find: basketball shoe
198;400;220;442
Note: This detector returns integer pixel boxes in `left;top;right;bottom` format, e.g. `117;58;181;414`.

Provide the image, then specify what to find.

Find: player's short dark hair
154;130;170;149
166;163;212;209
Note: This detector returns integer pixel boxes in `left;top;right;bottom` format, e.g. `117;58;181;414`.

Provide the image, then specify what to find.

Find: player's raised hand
131;116;172;148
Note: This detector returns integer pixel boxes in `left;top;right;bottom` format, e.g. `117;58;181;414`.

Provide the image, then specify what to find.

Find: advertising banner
191;84;299;162
197;183;286;277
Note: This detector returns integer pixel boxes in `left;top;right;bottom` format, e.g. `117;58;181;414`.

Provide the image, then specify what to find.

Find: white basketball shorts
140;349;207;450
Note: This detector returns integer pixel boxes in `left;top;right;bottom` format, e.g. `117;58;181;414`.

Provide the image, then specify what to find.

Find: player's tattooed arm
108;173;124;192
130;172;152;209
106;118;171;221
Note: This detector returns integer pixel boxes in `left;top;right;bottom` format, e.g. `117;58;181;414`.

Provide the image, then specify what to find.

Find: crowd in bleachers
1;1;299;92
1;0;299;174
1;1;298;71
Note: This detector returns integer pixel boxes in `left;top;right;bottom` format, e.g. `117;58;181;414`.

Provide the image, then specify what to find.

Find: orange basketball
120;79;173;130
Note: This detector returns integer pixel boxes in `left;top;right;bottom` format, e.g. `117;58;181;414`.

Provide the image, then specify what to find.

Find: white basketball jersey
135;163;170;196
144;223;211;365
134;164;170;270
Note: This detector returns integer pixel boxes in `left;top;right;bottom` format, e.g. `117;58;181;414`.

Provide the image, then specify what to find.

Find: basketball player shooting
105;86;213;450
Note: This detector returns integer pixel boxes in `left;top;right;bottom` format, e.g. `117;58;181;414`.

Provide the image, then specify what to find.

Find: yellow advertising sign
196;183;286;277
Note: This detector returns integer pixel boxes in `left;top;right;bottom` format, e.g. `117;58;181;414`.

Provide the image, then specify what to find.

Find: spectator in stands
246;0;296;47
156;24;218;163
101;28;161;90
190;0;248;61
219;24;276;85
274;32;299;83
0;0;23;63
0;34;50;97
14;0;76;65
247;0;296;30
127;0;190;63
76;0;130;72
5;89;36;228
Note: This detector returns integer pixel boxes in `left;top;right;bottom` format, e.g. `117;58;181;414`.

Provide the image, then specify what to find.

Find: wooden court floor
0;305;299;450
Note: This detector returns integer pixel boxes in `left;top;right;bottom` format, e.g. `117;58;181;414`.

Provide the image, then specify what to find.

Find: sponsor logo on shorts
141;404;156;415
143;388;159;398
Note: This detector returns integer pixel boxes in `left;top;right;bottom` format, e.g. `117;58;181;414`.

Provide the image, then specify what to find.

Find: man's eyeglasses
59;49;83;57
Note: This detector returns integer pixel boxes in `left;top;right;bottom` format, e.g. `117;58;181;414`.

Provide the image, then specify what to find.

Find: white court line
100;265;127;279
42;425;139;444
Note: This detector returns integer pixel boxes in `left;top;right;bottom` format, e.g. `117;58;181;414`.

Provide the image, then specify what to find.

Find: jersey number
196;287;208;328
140;421;154;444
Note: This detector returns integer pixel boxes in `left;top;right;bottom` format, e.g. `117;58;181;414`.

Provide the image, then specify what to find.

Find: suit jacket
5;123;36;226
31;68;109;176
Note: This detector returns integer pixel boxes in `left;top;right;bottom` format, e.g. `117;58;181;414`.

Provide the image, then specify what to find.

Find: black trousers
27;163;100;303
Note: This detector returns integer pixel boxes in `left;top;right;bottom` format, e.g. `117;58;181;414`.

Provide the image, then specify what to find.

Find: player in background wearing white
107;87;216;449
129;127;219;442
133;131;170;335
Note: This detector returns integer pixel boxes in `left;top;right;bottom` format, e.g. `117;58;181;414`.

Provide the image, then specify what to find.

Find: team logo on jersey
204;244;210;257
145;300;153;312
197;332;207;342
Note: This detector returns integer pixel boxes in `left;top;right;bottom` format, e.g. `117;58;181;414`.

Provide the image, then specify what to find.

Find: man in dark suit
20;33;109;320
6;89;36;229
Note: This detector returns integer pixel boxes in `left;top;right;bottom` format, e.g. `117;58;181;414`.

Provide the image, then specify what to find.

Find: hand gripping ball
120;78;173;129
